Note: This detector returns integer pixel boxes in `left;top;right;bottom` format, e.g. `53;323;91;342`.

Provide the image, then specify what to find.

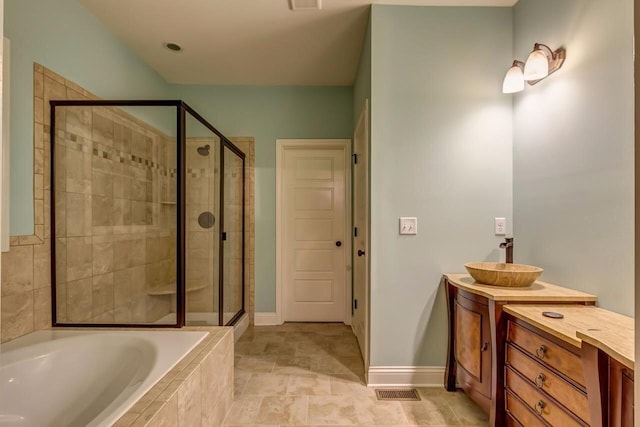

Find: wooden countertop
504;305;635;369
577;323;635;371
444;274;597;302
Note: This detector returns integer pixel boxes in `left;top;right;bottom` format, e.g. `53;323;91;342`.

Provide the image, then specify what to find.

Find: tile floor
224;323;489;426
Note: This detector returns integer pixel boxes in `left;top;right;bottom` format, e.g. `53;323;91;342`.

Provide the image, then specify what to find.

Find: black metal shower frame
49;100;246;328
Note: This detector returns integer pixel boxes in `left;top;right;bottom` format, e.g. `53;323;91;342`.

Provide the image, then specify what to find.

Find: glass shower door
222;144;245;325
184;112;221;326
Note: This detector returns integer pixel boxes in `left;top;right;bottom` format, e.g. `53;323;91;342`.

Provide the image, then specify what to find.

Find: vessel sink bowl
464;262;543;287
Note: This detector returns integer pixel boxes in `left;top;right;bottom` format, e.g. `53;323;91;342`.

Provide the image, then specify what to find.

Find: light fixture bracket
526;43;566;86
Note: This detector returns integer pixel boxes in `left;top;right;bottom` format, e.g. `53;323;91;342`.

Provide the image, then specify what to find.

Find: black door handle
336;241;342;247
357;249;366;257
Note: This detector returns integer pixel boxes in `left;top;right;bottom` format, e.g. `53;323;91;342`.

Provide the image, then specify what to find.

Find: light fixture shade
524;49;549;81
502;64;525;94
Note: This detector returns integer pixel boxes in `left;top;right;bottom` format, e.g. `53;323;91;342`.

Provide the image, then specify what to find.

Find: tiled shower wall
185;137;220;314
54;101;177;324
0;64;256;343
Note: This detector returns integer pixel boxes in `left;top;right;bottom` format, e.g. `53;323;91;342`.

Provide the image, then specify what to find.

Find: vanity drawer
505;367;585;427
506;344;589;423
505;390;545;427
507;321;585;387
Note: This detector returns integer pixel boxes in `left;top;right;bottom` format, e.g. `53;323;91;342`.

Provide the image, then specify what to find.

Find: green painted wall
369;5;513;366
353;12;371;129
173;85;354;311
5;0;171;235
513;0;634;315
5;1;353;314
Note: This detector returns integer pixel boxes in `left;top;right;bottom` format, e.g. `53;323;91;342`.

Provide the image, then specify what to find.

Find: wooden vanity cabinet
443;275;597;427
504;318;589;427
581;340;635;427
610;358;634;427
452;291;492;408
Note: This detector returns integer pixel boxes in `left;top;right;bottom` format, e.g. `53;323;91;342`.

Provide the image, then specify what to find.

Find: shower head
197;144;210;156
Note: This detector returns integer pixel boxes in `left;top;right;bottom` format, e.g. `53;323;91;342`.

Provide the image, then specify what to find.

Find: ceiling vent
289;0;321;11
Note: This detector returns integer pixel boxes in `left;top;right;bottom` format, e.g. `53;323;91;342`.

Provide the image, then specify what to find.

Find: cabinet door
455;294;491;398
610;359;634;427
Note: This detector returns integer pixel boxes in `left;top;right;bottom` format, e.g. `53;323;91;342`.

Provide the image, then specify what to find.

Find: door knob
357;249;366;257
336;241;342;247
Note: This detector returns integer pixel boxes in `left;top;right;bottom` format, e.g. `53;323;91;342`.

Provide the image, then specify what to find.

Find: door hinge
352;153;358;164
354;299;358;309
222;232;227;241
354;227;358;237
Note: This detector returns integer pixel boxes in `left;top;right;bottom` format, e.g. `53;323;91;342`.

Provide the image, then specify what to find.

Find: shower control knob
358;249;366;257
336;241;342;247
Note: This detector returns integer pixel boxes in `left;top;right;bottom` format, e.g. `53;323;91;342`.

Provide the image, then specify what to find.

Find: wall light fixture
502;43;566;94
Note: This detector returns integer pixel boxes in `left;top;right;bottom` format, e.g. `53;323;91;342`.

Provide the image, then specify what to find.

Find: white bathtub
0;329;208;427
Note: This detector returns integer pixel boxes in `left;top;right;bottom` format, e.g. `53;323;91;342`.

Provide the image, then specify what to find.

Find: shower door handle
357;249;366;257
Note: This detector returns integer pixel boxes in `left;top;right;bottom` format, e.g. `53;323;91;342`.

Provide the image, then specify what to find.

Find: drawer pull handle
535;400;546;415
535;373;546;388
536;344;547;359
480;342;488;352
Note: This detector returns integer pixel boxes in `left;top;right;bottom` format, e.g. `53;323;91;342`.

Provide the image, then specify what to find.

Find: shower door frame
49;100;246;328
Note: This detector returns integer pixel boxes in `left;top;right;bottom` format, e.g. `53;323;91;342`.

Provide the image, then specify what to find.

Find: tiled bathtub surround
1;63;256;343
113;326;234;426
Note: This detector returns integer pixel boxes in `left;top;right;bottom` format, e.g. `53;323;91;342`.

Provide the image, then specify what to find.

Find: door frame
352;99;370;369
275;139;352;325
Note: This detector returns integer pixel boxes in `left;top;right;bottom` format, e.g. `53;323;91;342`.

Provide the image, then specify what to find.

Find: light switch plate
400;217;418;235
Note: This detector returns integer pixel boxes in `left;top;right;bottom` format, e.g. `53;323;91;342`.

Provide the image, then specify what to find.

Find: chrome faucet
499;237;514;264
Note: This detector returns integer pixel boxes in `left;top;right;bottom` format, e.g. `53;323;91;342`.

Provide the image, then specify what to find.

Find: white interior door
352;101;369;366
278;140;350;322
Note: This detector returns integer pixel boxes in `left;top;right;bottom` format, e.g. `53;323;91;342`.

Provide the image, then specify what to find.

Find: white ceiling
78;0;517;86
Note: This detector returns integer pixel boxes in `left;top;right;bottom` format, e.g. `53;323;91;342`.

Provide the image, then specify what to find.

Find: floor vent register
375;389;421;401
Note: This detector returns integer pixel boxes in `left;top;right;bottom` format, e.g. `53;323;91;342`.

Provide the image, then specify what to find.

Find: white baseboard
367;366;446;388
234;313;249;342
254;312;282;326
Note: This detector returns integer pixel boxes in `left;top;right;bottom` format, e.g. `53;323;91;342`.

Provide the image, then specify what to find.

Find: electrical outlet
400;217;418;235
494;217;506;235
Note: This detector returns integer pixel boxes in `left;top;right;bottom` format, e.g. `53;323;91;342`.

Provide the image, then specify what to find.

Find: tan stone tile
34;148;44;174
66;193;91;237
1;292;34;342
66;278;92;322
92;195;114;227
236;341;267;356
35;97;44;124
234;371;252;397
264;342;297;356
140;395;178;427
34;71;44;98
307;396;358;425
55;238;67;284
66;236;93;281
330;374;375;397
243;372;290;397
66;106;92;139
273;356;312;375
92;273;114;315
1;245;34;296
235;356;276;373
34;287;52;330
224;396;263;425
56;282;67;323
178;366;202;427
355;396;409;425
401;400;461;426
210;389;234;426
93;235;114;275
255;396;307;425
286;374;331;396
310;356;364;376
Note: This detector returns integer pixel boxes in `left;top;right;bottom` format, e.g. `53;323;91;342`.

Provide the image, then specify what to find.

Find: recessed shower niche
50;100;245;327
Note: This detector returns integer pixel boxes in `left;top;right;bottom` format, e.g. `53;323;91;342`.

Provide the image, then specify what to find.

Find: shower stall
49;100;245;327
